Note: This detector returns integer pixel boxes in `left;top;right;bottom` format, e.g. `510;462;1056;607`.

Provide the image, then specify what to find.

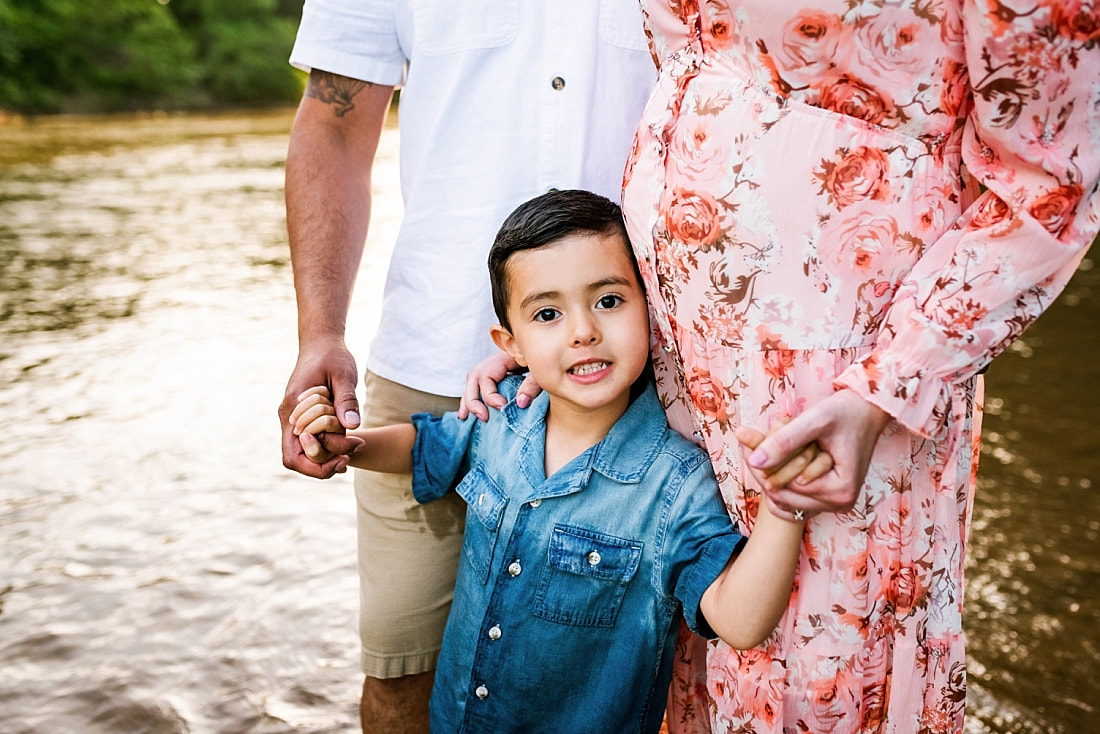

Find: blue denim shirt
411;378;744;734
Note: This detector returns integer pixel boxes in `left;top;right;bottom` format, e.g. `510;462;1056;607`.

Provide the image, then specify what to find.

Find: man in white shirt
278;2;655;729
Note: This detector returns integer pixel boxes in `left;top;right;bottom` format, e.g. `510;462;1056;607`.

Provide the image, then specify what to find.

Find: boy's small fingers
764;448;813;488
293;403;337;435
796;449;835;485
303;416;343;436
299;432;327;462
295;385;330;402
289;391;330;424
734;425;766;450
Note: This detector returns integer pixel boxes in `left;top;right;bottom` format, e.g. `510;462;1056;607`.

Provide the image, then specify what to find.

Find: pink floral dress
621;1;1100;732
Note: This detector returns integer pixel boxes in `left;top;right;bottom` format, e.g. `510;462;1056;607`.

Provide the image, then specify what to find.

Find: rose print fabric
621;1;1100;732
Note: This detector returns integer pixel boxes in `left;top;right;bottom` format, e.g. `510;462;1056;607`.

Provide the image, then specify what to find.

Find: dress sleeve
410;411;478;503
835;1;1100;438
289;0;406;85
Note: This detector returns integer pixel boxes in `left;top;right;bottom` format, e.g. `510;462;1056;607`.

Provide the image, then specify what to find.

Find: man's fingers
282;434;345;478
332;384;361;430
317;432;364;457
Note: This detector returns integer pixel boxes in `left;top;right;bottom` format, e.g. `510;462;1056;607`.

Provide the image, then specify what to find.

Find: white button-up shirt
291;0;656;396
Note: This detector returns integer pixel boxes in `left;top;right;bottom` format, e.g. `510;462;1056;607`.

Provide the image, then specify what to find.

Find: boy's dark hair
488;189;636;329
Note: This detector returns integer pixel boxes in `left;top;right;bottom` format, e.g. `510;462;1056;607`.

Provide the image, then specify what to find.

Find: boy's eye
597;294;623;309
533;308;560;323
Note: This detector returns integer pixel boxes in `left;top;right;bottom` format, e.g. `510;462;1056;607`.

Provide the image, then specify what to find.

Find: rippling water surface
0;111;1096;733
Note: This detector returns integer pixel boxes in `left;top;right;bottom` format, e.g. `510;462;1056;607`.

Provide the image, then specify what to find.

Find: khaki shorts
355;370;465;678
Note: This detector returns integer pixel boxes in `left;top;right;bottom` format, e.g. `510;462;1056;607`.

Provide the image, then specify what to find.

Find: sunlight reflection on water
0;110;400;733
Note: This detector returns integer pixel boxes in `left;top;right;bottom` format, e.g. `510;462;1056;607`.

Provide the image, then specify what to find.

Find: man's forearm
284;73;394;346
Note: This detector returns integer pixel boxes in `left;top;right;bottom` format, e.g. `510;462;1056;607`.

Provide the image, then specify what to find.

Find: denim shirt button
529;499;542;508
508;561;522;577
475;685;489;699
488;624;502;641
587;551;602;566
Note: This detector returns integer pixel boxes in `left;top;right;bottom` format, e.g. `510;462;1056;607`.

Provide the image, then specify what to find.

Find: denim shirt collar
499;381;667;492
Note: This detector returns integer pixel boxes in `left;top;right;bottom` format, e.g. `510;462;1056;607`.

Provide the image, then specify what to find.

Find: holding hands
740;390;892;520
289;385;351;464
278;338;365;478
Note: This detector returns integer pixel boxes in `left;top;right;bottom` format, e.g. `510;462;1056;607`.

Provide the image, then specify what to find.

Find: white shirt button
475;685;489;699
551;76;566;90
530;499;542;508
488;625;502;640
508;561;522;577
587;551;602;566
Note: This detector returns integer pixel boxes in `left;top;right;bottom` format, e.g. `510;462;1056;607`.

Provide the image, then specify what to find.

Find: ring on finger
793;509;806;521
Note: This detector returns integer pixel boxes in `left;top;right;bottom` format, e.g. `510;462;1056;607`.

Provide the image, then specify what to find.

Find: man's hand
741;389;892;519
278;339;364;478
457;351;542;421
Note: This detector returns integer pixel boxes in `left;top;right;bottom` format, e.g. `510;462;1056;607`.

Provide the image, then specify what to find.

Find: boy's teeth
572;362;608;375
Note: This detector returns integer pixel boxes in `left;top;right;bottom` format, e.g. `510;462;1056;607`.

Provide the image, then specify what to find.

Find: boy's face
491;232;650;420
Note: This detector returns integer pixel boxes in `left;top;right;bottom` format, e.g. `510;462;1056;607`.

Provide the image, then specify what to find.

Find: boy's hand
291;386;364;464
735;419;833;521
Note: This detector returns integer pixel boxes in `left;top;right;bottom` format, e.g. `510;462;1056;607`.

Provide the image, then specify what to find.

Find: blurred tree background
0;0;304;114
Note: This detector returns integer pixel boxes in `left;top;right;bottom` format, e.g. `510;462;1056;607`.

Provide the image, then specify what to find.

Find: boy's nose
571;315;599;345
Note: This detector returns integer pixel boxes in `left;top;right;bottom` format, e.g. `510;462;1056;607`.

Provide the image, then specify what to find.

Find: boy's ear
490;324;527;367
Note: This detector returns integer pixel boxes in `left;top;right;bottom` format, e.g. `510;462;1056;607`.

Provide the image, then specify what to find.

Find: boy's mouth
569;361;610;376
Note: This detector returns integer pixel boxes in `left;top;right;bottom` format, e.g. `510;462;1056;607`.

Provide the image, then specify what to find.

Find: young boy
291;190;829;733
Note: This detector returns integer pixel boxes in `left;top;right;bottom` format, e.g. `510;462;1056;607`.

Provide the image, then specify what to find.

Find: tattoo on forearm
307;71;372;118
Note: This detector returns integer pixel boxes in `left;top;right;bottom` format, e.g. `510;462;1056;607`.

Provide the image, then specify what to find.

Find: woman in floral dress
621;1;1100;732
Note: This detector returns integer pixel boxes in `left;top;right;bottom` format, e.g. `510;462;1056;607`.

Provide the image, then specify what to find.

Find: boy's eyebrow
517;275;635;311
518;289;561;311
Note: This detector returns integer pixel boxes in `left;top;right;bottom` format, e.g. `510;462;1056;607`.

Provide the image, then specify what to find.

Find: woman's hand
457;351;542;421
740;389;892;520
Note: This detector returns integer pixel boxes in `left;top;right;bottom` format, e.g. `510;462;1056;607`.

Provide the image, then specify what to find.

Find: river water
0;110;1096;733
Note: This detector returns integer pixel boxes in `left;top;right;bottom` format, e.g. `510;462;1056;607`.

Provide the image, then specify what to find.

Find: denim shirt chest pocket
534;525;643;628
455;465;507;584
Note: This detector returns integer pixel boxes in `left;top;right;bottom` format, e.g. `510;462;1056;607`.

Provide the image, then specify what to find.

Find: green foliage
204;17;301;104
0;0;304;114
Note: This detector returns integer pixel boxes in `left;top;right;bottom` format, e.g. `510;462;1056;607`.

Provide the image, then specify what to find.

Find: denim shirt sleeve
665;456;746;640
410;411;478;504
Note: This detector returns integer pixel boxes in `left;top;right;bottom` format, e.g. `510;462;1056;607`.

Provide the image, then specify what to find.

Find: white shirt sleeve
289;0;406;86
